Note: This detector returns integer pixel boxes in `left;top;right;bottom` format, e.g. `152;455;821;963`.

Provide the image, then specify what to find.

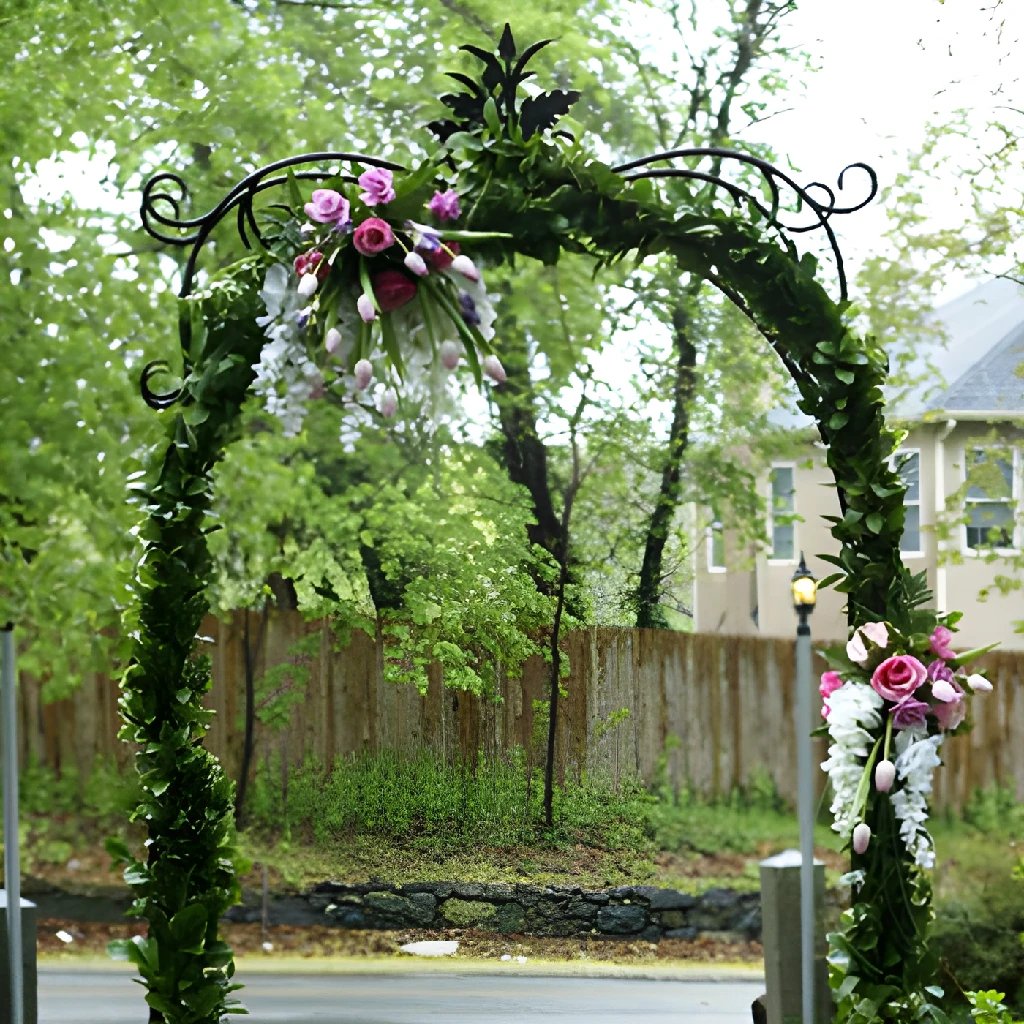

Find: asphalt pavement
39;966;764;1023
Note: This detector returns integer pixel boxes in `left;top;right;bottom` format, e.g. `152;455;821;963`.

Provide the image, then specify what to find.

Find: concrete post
759;850;830;1024
0;892;37;1024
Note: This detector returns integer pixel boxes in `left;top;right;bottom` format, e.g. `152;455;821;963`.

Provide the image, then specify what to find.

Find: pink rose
372;269;417;312
871;655;927;702
304;189;351;226
929;625;956;660
819;671;843;699
891;696;930;730
428;189;461;222
352;217;396;256
358;167;396;207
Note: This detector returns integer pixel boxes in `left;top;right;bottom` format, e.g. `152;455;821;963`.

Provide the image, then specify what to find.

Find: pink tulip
439;340;461;371
450;254;480;281
357;293;376;323
874;760;896;793
378;387;398;418
852;822;871;854
482;354;506;384
353;359;373;391
404;251;429;276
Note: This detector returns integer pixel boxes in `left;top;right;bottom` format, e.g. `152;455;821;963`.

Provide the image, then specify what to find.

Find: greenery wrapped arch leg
118;25;990;1024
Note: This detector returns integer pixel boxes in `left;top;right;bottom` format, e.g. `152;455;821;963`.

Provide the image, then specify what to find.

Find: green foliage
243;748;653;854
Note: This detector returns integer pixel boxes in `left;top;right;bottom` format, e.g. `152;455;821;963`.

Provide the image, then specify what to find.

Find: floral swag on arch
125;22;1003;1024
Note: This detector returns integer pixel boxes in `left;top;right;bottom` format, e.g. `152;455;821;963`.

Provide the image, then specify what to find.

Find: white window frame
962;446;1019;555
767;462;797;563
889;448;923;557
706;518;726;573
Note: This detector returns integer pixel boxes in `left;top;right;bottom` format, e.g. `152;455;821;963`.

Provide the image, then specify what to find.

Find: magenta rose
352;217;396;256
929;625;956;660
428;189;461;222
372;269;417;312
870;655;927;702
357;167;396;207
891;696;930;730
304;189;351;226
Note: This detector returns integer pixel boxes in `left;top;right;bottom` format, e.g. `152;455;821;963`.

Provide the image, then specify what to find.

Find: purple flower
459;291;480;326
304;189;351;226
325;327;342;354
358;167;396;207
428;189;461;222
927;660;954;683
891;696;930;730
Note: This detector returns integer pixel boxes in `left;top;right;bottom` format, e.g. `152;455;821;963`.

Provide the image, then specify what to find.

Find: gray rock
664;927;698;940
596;904;648;934
363;891;436;928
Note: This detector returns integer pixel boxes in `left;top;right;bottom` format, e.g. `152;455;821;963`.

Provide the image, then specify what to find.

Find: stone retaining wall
303;882;762;942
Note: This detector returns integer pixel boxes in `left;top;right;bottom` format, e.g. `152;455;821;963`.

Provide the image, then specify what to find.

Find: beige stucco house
695;277;1024;649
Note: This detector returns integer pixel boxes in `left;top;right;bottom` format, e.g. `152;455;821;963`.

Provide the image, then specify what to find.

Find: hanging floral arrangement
821;617;993;868
252;164;509;435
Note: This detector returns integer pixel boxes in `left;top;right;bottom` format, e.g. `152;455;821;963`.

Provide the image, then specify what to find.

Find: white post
2;624;24;1024
796;615;815;1024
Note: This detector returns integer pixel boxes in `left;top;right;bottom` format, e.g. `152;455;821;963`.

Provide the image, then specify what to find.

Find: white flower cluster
821;682;883;838
891;727;943;869
253;265;321;436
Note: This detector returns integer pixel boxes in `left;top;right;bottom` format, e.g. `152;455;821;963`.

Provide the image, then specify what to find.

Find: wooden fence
15;612;1024;811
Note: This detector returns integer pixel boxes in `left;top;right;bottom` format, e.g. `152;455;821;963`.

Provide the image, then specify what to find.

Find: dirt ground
36;917;763;966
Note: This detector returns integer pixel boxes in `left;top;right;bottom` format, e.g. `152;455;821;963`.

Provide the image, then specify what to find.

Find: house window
964;448;1017;551
892;449;922;554
768;464;795;561
707;518;726;572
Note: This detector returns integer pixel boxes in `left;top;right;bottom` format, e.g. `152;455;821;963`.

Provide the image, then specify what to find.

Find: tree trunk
634;303;698;628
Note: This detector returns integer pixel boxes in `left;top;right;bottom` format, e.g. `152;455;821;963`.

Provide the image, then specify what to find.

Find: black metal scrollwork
611;148;878;302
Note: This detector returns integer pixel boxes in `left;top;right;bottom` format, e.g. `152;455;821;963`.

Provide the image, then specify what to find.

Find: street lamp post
791;555;818;1024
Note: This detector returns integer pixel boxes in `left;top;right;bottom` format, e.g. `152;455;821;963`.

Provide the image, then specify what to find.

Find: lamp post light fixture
791;554;818;1023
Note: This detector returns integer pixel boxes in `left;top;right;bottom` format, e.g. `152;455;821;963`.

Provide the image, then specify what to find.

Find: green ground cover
11;752;1024;1016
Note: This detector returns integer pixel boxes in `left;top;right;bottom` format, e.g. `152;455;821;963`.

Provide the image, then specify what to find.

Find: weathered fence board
15;614;1024;812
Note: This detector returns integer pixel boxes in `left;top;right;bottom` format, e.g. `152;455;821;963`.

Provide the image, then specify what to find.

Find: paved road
40;968;763;1023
